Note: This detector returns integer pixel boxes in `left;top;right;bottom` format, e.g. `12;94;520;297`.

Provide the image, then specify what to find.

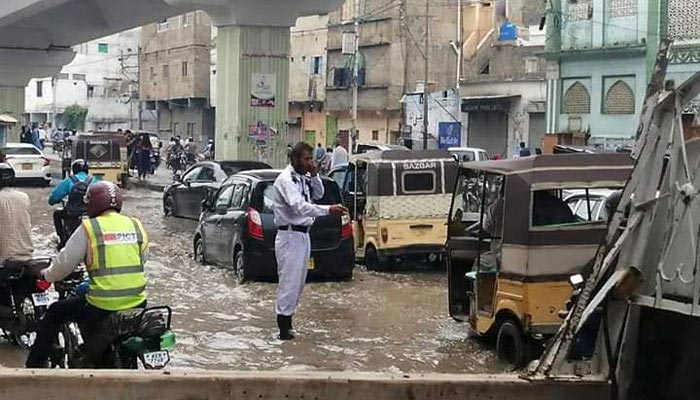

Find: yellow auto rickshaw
69;133;128;186
331;150;458;270
446;153;633;368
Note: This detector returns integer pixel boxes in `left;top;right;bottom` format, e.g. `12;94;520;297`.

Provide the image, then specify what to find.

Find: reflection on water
0;187;506;373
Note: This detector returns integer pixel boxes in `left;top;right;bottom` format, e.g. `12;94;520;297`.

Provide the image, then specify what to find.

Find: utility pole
351;0;361;153
422;0;430;150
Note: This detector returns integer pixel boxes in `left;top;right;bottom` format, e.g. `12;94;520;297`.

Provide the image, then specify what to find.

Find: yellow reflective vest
82;212;148;311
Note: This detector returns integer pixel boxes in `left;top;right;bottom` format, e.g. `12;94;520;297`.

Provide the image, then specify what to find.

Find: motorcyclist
185;137;197;164
26;181;149;368
49;159;95;250
202;139;215;160
0;161;33;264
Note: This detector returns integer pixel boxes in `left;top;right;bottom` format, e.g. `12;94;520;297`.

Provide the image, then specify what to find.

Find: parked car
448;147;490;163
354;142;408;154
194;170;354;282
564;189;618;222
0;143;51;186
163;160;271;219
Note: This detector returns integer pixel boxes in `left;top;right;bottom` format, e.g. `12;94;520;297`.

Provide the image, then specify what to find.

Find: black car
163;161;271;219
193;170;354;282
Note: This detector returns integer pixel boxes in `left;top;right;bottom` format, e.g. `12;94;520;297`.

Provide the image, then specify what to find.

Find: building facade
24;28;141;133
288;15;331;148
140;11;214;147
325;0;459;150
458;0;547;158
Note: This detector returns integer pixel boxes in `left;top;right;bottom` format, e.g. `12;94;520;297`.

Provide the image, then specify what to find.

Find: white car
448;147;490;163
1;143;51;185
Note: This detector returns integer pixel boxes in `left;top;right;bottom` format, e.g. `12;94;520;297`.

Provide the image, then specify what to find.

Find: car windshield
1;147;40;155
252;179;342;214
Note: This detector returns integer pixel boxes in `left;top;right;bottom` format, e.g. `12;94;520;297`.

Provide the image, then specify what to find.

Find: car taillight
42;157;50;166
35;280;51;291
248;208;264;240
341;214;353;239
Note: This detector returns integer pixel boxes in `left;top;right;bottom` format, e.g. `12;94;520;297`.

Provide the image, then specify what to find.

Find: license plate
21;163;33;170
143;350;170;369
308;258;315;271
32;292;60;307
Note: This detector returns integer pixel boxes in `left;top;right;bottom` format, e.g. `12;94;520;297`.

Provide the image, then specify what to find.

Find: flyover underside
216;25;291;167
0;370;610;400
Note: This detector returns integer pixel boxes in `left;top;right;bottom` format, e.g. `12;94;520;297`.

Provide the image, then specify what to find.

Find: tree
61;104;88;131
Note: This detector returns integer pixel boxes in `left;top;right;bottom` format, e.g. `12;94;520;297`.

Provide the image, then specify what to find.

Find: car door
217;181;250;266
184;165;218;219
204;184;235;264
172;166;202;216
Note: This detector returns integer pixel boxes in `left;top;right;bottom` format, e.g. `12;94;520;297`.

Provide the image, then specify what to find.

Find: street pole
422;0;430;150
456;0;464;147
351;0;361;153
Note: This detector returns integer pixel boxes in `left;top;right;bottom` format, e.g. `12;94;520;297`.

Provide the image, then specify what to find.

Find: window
150;66;155;78
72;74;86;81
371;130;379;141
603;80;635;114
87;85;95;98
98;43;109;54
667;0;700;40
156;19;169;32
230;184;249;210
532;190;579;227
215;185;235;209
402;171;436;194
183;166;202;182
186;123;196;137
182;61;188;77
198;167;216;182
562;82;591;114
36;80;43;97
525;58;539;75
57;73;69;80
311;56;323;75
162;64;169;79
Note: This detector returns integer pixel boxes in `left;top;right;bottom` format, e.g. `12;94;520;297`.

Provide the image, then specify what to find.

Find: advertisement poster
249;121;271;143
438;122;461;149
251;73;276;107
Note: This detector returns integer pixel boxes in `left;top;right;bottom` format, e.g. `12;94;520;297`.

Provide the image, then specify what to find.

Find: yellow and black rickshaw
66;133;128;186
446;153;633;368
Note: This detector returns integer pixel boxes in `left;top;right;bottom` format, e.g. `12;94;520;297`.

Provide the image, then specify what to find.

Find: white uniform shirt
0;187;33;263
272;165;329;227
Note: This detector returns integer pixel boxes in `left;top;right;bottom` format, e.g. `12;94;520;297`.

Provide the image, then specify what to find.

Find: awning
0;114;18;124
461;94;521;102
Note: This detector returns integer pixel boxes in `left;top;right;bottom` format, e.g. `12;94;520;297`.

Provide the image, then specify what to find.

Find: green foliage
62;104;88;131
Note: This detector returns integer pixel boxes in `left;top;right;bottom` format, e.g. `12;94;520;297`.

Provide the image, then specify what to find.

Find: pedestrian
314;143;325;162
137;133;153;180
271;142;347;340
518;142;532;157
20;126;31;144
331;141;349;169
31;123;43;150
38;123;48;149
319;147;333;175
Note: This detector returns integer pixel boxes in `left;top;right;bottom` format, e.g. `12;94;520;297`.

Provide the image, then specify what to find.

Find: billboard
438;122;461;150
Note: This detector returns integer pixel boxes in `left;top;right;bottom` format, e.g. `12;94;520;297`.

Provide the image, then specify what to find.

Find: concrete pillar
0;86;25;143
216;25;290;166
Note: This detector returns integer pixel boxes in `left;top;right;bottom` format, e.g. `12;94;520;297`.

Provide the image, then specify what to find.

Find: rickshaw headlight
381;227;389;243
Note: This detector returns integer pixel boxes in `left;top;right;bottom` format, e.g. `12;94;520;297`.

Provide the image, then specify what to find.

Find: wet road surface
0;186;506;373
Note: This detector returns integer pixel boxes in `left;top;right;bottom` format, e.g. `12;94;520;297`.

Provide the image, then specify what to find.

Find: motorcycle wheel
49;324;79;369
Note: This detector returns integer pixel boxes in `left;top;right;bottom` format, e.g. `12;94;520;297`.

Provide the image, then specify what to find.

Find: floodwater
0;186;506;373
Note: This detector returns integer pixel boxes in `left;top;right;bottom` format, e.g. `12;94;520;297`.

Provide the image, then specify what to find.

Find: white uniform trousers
275;230;311;316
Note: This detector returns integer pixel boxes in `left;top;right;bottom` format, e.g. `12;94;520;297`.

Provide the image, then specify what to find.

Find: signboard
342;31;357;55
249;121;271;143
251;73;276;107
438;122;461;150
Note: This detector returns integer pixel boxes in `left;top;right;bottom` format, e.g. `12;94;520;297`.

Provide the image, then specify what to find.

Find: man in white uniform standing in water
271;142;347;340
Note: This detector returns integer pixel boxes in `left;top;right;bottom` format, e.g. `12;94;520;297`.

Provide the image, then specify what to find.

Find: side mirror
173;173;182;182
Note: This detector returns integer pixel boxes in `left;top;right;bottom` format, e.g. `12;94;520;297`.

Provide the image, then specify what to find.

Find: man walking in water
271;142;347;340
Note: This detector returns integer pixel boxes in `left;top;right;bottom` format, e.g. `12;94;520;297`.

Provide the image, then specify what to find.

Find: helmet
0;163;15;188
71;159;89;175
85;181;123;218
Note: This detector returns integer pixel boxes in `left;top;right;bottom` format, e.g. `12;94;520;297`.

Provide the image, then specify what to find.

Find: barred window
668;0;700;40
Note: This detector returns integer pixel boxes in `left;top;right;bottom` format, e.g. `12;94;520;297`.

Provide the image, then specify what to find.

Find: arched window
604;80;635;114
562;82;591;114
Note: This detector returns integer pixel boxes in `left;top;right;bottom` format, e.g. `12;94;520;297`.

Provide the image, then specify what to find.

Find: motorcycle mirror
569;274;584;288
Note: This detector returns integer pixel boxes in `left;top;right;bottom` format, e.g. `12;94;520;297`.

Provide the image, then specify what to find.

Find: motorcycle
55;200;88;251
49;270;176;369
53;139;65;154
0;258;55;347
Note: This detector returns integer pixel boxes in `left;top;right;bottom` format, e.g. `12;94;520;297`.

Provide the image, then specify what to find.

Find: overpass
0;0;345;161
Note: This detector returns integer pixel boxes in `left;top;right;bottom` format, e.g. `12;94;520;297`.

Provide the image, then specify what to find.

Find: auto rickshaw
68;133;128;186
331;150;458;270
446;153;633;368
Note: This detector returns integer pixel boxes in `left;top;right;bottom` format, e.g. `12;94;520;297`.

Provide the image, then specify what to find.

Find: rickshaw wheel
496;319;528;370
365;245;381;271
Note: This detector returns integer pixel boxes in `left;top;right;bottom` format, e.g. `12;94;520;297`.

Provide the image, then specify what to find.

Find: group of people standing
19;123;50;150
309;141;349;175
122;129;154;180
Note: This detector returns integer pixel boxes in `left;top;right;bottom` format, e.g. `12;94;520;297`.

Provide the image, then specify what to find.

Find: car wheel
233;249;249;284
194;236;206;265
163;195;174;217
496;319;528;370
365;245;383;272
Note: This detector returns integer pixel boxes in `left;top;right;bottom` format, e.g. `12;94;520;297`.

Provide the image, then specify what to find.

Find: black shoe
277;315;296;341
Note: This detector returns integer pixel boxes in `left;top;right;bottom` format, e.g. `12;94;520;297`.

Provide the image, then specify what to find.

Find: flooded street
1;186;505;373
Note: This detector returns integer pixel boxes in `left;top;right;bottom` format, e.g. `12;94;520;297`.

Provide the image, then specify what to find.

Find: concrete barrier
0;370;609;400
